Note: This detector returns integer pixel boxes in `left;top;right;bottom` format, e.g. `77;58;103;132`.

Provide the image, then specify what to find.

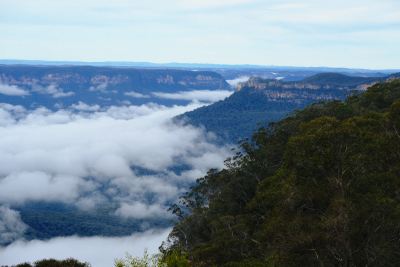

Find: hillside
163;79;400;266
0;65;229;108
302;72;379;86
179;73;379;143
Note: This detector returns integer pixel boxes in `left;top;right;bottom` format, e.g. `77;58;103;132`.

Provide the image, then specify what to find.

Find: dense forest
162;79;400;266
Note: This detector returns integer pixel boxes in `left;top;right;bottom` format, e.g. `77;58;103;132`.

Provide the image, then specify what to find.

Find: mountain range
0;65;229;108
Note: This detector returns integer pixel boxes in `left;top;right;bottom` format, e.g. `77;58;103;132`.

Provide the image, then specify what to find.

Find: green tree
163;80;400;266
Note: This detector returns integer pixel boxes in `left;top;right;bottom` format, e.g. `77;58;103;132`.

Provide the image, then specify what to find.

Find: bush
4;258;90;267
161;250;190;267
34;258;89;267
114;250;165;267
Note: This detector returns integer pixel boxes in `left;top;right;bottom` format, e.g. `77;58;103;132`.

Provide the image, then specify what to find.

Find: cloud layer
32;84;75;98
0;102;229;220
0;206;28;245
0;84;29;96
152;90;232;103
227;76;250;87
123;90;233;102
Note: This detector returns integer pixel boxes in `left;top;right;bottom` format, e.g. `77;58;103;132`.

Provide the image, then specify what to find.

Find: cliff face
236;74;382;92
0;65;230;108
0;65;229;93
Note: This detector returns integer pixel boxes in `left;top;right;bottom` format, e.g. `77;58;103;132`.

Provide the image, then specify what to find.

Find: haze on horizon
1;0;399;69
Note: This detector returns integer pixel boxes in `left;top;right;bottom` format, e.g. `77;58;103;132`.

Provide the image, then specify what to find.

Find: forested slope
180;72;400;144
163;79;400;266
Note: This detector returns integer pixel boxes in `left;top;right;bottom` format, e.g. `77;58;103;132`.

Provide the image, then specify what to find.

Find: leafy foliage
4;258;90;267
302;72;379;86
164;80;400;266
114;250;164;267
114;250;190;267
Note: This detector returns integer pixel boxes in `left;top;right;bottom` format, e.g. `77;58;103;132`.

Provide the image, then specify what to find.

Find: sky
0;0;399;69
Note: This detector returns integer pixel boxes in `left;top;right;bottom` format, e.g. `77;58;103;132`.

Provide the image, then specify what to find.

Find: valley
0;63;399;266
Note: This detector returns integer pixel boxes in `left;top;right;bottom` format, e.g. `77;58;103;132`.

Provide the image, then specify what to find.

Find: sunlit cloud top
0;0;399;69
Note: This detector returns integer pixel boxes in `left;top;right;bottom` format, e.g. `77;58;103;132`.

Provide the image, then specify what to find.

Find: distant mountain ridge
238;72;388;90
2;60;399;84
1;59;399;73
302;72;379;86
180;72;400;143
0;65;229;108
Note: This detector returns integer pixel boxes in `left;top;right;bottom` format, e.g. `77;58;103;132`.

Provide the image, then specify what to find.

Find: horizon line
1;59;399;72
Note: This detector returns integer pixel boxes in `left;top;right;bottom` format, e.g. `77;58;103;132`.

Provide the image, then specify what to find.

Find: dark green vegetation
178;86;300;143
302;73;377;86
19;202;169;240
164;80;400;266
2;258;89;267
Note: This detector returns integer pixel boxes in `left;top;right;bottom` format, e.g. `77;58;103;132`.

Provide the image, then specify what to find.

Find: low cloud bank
32;84;75;98
0;84;29;96
0;102;230;221
0;206;28;245
226;76;250;87
0;229;170;267
124;91;151;99
152;90;232;102
0;99;231;262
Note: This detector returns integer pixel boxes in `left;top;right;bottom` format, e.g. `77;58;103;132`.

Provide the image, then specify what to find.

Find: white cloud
0;206;28;245
261;1;400;25
0;172;83;204
89;82;108;92
70;101;101;112
0;228;170;267
152;90;232;103
227;76;250;87
0;84;29;96
0;104;27;126
115;202;170;219
176;0;257;9
124;91;150;98
32;84;74;98
0;102;230;221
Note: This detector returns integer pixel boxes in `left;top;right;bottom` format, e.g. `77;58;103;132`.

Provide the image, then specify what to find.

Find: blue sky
0;0;399;69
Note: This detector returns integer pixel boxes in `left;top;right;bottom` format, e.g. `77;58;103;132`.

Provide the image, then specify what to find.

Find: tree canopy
162;80;400;267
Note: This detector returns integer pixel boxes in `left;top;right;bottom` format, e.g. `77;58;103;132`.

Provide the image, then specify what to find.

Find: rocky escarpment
0;65;229;93
236;73;383;92
0;65;230;108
